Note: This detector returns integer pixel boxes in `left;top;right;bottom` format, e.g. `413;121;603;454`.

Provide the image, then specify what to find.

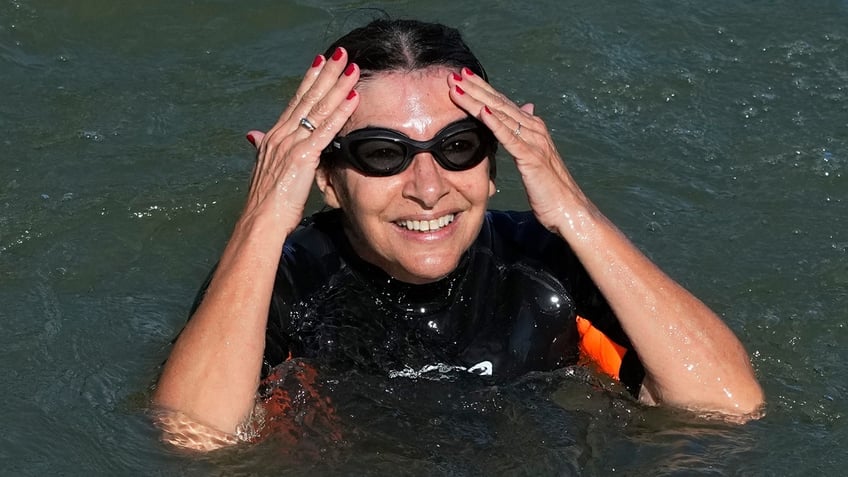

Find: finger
257;77;361;181
520;103;535;115
447;73;493;119
249;85;360;195
266;62;360;162
276;53;328;126
451;68;531;123
481;106;530;151
260;58;359;158
261;48;349;151
246;130;265;149
448;78;528;149
289;87;360;161
251;54;328;160
458;67;520;110
458;67;501;97
296;62;360;137
281;47;352;134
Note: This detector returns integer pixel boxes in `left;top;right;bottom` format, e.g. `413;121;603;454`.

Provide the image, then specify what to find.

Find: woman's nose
400;153;450;208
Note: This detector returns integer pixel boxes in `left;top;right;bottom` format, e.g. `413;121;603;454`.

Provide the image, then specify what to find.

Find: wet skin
317;68;496;285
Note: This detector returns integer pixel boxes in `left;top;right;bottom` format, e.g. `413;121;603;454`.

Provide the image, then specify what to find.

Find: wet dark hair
323;18;488;81
321;18;497;178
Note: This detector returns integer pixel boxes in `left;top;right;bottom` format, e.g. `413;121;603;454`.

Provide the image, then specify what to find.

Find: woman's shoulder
483;209;557;251
485;209;535;224
285;209;344;254
480;209;586;277
279;209;350;282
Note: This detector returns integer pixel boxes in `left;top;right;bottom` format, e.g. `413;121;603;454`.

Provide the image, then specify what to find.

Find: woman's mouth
395;213;456;232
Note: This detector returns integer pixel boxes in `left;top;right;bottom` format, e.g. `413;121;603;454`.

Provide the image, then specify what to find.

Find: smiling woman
152;17;764;451
316;69;496;284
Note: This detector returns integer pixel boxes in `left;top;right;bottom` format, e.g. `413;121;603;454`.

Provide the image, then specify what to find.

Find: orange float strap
257;354;343;448
576;315;627;381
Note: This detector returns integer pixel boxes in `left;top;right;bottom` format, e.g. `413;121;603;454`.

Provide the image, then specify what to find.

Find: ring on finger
299;117;317;132
514;122;522;136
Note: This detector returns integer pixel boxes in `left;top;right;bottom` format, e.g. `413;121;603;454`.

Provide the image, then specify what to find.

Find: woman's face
317;67;495;284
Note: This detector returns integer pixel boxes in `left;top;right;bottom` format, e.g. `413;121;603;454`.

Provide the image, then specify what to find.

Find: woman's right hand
153;48;360;448
240;47;360;236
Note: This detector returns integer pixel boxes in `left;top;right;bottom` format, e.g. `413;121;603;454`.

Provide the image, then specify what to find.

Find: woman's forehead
346;67;466;138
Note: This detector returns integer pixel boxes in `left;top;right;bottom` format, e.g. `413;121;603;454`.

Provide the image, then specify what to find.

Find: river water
1;1;846;475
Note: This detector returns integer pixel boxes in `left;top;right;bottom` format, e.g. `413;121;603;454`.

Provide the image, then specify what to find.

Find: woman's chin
389;257;460;285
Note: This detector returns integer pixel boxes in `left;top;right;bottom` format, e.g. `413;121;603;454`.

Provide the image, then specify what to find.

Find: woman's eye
364;148;403;161
444;139;474;153
355;140;405;163
443;131;481;155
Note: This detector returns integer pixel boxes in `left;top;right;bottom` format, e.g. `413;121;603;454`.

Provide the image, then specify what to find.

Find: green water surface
1;1;846;475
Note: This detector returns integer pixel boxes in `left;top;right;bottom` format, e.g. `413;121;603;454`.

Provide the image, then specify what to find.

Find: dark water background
1;0;846;475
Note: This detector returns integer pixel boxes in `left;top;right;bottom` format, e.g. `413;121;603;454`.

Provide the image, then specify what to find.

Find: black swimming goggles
321;118;497;177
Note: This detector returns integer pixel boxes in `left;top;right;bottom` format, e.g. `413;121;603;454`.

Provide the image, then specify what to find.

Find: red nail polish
331;47;344;61
463;67;475;77
455;85;465;95
344;63;356;76
346;89;357;100
452;72;462;82
246;133;256;146
312;55;323;68
484;106;492;115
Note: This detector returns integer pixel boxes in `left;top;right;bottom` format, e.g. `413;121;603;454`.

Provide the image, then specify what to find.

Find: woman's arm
152;49;361;447
450;68;764;417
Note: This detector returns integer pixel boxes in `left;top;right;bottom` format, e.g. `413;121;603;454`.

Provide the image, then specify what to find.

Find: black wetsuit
249;208;644;395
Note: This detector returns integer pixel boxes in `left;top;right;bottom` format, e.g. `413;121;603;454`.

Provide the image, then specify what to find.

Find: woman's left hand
448;68;593;235
448;68;764;418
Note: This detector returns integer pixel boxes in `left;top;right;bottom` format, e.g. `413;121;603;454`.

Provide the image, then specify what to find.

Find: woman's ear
315;167;342;209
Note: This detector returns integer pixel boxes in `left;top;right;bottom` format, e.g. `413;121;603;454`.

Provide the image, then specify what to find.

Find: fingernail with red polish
312;55;323;68
455;85;465;95
331;47;344;61
452;72;462;82
347;89;357;100
246;133;256;146
463;67;475;77
484;106;492;115
344;63;356;76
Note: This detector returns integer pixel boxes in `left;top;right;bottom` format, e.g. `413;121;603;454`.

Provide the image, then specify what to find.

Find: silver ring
299;117;317;132
514;122;522;136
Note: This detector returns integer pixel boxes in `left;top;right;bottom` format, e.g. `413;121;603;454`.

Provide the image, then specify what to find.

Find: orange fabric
258;358;342;448
576;315;627;381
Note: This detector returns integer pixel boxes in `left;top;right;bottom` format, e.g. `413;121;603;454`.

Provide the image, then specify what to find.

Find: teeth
397;213;455;232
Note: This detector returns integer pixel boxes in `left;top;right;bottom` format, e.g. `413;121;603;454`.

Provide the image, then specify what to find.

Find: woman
153;18;764;450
